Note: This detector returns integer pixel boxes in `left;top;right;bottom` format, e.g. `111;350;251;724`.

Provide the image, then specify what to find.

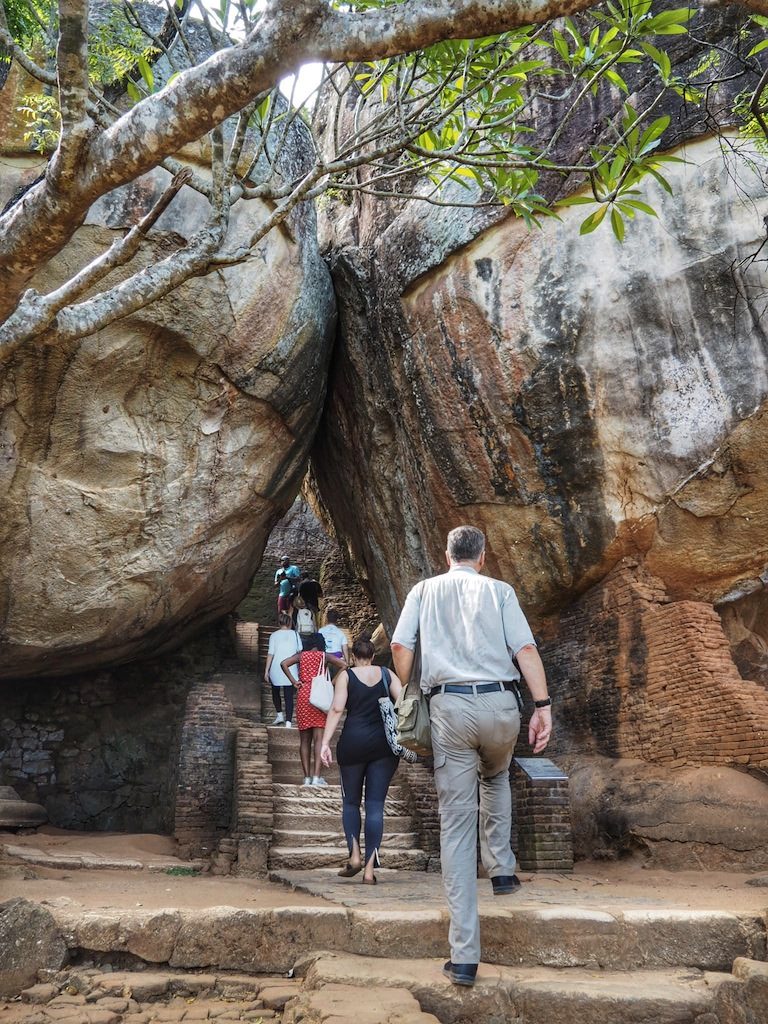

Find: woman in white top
319;608;350;663
264;613;303;725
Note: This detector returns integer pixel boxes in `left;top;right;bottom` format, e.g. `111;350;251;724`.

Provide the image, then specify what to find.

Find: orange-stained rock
314;134;768;640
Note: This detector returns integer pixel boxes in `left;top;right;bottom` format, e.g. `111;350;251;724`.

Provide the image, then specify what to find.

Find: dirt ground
2;827;767;915
0;829;324;911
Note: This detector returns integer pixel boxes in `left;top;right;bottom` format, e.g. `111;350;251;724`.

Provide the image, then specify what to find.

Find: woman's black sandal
338;862;362;878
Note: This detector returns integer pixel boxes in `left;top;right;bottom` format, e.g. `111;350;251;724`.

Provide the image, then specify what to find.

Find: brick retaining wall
540;558;768;770
173;681;236;858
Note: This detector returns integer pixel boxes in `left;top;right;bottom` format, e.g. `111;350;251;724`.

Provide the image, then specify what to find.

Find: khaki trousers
430;688;521;965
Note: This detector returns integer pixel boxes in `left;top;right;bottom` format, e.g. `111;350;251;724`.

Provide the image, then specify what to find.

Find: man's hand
528;707;552;754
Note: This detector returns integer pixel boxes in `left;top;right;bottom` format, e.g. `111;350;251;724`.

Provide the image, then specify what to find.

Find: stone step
273;812;414;832
273;783;408;800
274;794;411;817
272;773;341;786
268;733;344;749
302;954;731;1024
51;902;767;975
270;750;340;765
272;830;420;849
271;763;341;781
268;846;429;871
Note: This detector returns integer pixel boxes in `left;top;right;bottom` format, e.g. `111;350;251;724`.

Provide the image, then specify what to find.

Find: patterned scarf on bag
378;695;418;763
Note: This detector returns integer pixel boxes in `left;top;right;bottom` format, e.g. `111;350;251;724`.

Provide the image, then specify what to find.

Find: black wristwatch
534;697;552;708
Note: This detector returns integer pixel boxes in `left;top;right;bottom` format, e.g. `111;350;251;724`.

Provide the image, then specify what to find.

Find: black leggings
339;755;398;865
271;685;294;722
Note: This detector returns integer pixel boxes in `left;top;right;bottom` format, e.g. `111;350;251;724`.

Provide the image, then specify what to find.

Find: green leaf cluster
559;105;684;239
20;92;60;154
89;8;157;91
343;1;701;239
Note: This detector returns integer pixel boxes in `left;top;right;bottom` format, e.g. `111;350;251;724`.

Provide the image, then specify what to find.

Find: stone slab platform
4;836;768;978
39;889;765;974
300;952;733;1024
2;843;205;873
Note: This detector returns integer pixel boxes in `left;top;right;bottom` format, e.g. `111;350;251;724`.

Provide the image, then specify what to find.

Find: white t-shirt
267;629;303;687
319;624;348;655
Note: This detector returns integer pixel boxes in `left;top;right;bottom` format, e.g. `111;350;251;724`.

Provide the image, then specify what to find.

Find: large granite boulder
566;756;768;870
312;13;767;645
313;139;768;634
0;785;47;827
0;898;68;997
0;73;335;679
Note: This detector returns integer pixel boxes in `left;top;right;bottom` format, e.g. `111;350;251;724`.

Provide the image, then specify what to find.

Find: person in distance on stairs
282;633;345;786
275;555;300;621
320;634;406;885
319;607;350;667
264;613;303;726
391;525;553;988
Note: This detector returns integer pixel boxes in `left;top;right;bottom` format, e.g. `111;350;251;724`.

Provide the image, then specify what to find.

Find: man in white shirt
391;525;552;988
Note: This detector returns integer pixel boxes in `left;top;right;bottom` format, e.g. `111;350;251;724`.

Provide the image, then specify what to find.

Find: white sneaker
303;777;313;787
285;721;293;728
311;776;328;787
272;713;285;725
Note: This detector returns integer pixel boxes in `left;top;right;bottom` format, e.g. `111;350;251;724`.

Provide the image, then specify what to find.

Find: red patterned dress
296;649;328;731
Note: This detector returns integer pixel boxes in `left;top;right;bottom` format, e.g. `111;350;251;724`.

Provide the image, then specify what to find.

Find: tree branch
47;0;93;197
50;223;224;344
56;0;90;134
313;0;599;60
0;0;745;331
0;26;58;87
0;170;192;355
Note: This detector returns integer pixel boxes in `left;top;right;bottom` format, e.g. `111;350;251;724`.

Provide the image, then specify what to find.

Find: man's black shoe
442;961;478;987
491;874;521;895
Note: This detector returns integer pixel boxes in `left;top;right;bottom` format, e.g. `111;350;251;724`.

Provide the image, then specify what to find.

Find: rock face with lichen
314;134;768;642
311;12;768;676
0;66;335;679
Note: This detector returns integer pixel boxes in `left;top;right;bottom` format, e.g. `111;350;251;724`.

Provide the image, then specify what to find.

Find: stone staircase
267;725;428;871
39;893;768;1024
252;624;430;873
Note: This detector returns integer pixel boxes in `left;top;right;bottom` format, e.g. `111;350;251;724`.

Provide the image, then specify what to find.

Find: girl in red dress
281;633;345;786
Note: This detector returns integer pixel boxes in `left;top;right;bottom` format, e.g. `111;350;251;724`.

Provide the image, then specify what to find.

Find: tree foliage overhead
0;0;765;355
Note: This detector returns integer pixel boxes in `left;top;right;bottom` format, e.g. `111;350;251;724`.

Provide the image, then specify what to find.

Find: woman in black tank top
320;634;405;883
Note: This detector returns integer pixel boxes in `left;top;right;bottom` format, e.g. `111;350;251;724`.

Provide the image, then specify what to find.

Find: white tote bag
308;653;334;713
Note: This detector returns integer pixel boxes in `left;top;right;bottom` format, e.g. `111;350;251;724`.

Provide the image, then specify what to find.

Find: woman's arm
320;671;349;766
264;654;273;684
342;642;350;663
327;652;346;671
386;669;404;703
281;652;301;686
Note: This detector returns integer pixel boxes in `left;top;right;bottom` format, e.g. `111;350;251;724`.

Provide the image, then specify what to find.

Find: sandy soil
2;828;767;915
0;828;325;910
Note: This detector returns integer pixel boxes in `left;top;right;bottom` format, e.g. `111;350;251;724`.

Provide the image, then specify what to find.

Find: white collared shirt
391;565;535;692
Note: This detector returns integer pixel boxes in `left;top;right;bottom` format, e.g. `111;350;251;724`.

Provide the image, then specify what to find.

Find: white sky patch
280;62;324;108
195;0;324;108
